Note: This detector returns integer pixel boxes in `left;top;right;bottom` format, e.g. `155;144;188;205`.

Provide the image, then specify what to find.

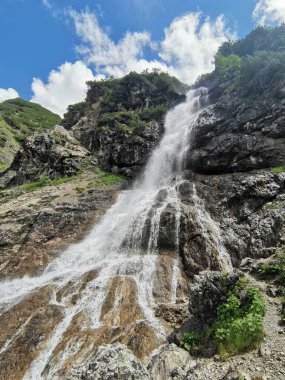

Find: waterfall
0;88;232;378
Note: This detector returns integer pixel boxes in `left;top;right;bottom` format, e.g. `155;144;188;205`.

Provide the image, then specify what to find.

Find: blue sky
0;0;284;115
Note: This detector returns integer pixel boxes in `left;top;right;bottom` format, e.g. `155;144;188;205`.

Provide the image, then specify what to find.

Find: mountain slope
0;98;61;172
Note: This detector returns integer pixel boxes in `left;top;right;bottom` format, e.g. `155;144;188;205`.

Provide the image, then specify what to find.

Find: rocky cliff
0;26;285;380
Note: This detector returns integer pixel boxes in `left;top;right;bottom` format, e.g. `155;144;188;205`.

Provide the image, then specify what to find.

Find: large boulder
147;343;192;380
63;343;150;380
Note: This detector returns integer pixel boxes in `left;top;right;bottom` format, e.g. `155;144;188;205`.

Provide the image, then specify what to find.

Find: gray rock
1;125;92;188
189;271;241;324
186;88;285;174
64;343;150;380
147;343;191;380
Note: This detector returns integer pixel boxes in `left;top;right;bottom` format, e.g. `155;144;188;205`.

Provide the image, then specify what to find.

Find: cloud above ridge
31;9;233;115
253;0;285;25
31;61;95;116
71;10;233;84
0;88;19;103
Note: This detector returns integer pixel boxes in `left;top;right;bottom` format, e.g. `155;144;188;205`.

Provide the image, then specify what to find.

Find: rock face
187;48;285;175
187;99;285;174
188;271;241;324
63;343;150;380
1;126;91;188
0;169;124;278
77;118;163;177
61;72;187;178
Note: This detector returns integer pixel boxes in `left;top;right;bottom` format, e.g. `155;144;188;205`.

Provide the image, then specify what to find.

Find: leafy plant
210;279;265;358
179;332;199;353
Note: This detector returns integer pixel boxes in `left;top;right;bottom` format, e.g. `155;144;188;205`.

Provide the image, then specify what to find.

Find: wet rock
0;286;63;380
0;171;123;278
64;343;150;380
147;343;191;380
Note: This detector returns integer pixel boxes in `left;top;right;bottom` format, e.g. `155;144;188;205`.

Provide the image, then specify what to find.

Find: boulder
147;343;192;380
63;343;150;380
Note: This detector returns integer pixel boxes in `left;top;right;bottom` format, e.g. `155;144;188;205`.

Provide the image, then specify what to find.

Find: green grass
179;332;199;353
0;98;60;143
0;99;61;172
15;175;80;192
271;166;285;173
89;172;126;187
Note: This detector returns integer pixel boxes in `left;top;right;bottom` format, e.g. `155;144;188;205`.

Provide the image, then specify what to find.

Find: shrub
211;279;265;358
179;332;199;353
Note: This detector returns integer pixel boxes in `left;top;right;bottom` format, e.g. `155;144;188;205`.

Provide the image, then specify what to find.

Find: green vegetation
180;277;265;359
93;172;126;187
179;332;199;353
97;110;150;134
0;98;60;172
271;166;285;173
16;175;80;192
0;98;61;143
197;25;285;102
211;279;265;358
62;101;86;129
86;71;187;113
62;71;188;139
217;25;285;57
252;250;285;324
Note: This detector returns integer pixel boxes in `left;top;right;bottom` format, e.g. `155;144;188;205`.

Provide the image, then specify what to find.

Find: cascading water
0;88;232;379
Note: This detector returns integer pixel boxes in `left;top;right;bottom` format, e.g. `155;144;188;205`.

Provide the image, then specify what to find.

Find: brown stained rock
155;303;189;329
42;314;117;379
0;286;63;380
100;275;145;327
119;320;163;360
153;252;189;305
55;269;99;305
0;174;122;278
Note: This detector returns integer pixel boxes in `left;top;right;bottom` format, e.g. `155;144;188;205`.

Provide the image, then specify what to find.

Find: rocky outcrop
76;118;163;177
61;72;188;178
0;169;124;278
188;271;241;324
0;126;92;188
63;343;150;380
146;344;192;380
150;170;284;277
187;67;285;175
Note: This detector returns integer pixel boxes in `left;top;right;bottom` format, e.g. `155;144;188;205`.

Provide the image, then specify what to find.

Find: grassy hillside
0;98;61;172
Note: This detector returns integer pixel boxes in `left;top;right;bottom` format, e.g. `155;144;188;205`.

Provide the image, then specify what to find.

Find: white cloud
31;10;233;115
0;88;19;103
70;10;233;85
70;10;167;78
31;61;95;116
160;13;233;83
253;0;285;25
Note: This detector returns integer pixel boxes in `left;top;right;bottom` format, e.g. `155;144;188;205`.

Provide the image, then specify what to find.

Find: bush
211;279;265;358
179;332;199;353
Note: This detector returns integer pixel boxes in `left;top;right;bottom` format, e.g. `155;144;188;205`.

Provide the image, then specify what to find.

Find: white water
0;89;232;378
